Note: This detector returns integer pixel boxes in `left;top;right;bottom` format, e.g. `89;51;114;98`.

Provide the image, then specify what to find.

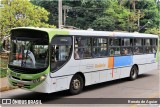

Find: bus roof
12;27;158;38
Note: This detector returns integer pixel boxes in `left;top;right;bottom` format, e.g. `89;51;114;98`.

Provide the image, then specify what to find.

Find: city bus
7;27;159;94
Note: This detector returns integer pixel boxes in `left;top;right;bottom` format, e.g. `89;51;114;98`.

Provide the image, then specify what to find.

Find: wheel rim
72;79;81;90
131;68;137;79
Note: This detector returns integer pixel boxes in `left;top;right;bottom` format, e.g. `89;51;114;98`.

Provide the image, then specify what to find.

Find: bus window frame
108;37;121;57
133;37;144;55
74;36;92;60
121;37;133;56
50;35;73;73
92;37;108;58
73;36;158;60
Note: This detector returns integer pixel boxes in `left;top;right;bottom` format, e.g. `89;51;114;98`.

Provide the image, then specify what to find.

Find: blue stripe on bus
114;56;132;67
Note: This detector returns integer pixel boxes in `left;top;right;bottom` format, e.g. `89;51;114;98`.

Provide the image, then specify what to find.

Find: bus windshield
9;29;49;70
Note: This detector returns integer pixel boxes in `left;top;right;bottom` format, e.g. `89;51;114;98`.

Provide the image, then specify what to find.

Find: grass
0;68;7;78
0;58;8;78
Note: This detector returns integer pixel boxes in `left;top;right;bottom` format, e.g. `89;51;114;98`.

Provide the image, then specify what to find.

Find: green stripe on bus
47;29;69;42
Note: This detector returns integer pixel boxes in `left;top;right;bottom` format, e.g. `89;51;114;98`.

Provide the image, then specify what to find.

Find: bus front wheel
129;66;138;80
69;75;84;95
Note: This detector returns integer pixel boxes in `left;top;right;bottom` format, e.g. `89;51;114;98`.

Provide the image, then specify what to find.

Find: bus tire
129;66;138;80
69;74;84;95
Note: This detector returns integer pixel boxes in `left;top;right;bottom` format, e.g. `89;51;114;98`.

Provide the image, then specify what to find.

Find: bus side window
121;38;133;55
144;39;152;54
152;39;157;54
74;37;91;59
92;38;108;58
133;38;143;54
109;38;121;56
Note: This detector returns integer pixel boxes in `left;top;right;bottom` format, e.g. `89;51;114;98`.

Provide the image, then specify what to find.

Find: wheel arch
132;64;139;74
74;72;85;86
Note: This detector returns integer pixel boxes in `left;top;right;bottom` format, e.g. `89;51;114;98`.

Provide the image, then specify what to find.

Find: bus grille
12;76;32;81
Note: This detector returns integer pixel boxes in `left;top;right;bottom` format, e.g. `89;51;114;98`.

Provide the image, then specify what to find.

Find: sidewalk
0;77;15;92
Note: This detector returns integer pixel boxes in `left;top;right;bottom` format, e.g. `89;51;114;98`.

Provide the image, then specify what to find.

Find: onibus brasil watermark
1;99;42;104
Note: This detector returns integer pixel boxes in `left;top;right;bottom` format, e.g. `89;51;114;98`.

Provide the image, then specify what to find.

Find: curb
0;86;17;92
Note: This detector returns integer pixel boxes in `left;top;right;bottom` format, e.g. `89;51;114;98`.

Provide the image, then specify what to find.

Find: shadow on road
7;73;153;103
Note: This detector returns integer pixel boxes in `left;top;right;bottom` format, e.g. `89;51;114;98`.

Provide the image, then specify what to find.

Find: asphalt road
0;67;159;106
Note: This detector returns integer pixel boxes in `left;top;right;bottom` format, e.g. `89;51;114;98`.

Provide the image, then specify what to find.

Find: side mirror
2;35;10;53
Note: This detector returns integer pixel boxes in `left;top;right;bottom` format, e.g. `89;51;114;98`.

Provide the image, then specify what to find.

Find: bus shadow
8;74;153;103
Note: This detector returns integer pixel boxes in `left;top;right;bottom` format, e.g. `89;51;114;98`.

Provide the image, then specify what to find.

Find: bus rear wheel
69;75;84;95
129;66;138;80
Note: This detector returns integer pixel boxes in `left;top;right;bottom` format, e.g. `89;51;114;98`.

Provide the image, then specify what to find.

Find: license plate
17;83;24;87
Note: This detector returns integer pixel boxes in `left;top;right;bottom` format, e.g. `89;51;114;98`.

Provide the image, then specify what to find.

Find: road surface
0;68;159;106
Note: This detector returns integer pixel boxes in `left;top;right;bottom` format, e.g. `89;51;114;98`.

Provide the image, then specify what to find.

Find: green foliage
31;0;59;26
0;58;8;78
66;0;109;29
105;0;131;31
145;27;160;35
0;0;55;39
91;16;115;31
0;68;7;78
30;0;159;33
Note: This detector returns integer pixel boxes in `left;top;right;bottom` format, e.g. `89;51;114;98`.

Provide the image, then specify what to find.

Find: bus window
121;47;132;55
134;38;143;46
152;39;157;54
75;37;92;59
109;47;121;56
121;38;133;55
109;38;121;56
133;38;143;55
92;38;108;57
144;39;152;54
133;47;143;54
122;38;133;46
51;36;72;72
109;38;121;46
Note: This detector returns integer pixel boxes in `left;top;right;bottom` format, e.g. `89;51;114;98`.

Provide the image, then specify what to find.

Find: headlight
40;75;46;81
33;75;47;83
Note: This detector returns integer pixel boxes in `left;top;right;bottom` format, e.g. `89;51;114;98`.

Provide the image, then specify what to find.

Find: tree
0;0;55;40
145;28;160;35
105;0;131;31
123;0;159;32
31;0;109;30
91;16;115;31
67;0;109;29
30;0;159;33
30;0;59;27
